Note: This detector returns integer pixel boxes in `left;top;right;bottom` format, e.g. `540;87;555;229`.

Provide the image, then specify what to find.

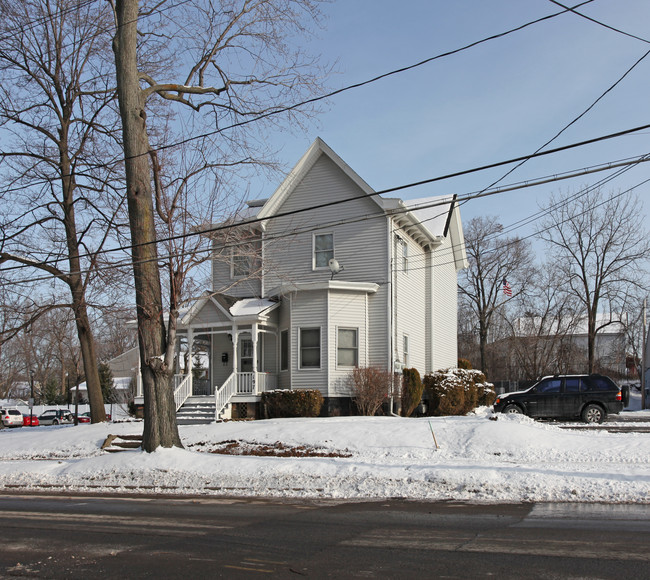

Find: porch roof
229;298;279;318
180;292;279;327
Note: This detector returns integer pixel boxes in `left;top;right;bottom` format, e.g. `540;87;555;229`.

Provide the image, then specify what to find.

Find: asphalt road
0;494;648;578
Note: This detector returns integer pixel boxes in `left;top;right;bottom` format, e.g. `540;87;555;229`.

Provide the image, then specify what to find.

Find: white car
1;408;24;428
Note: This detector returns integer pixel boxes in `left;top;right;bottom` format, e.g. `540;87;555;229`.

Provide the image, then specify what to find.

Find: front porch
172;370;277;421
133;294;282;422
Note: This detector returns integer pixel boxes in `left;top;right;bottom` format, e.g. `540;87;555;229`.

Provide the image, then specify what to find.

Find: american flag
502;278;512;297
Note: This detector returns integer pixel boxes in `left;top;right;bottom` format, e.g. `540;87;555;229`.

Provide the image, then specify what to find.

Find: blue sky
257;0;650;240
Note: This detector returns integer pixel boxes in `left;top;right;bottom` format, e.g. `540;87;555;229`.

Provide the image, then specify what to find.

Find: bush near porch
423;368;495;416
261;389;324;418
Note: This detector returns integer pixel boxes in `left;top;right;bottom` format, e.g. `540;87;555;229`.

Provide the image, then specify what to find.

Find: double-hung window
337;328;358;367
313;233;334;269
231;244;253;278
300;327;321;368
403;335;409;368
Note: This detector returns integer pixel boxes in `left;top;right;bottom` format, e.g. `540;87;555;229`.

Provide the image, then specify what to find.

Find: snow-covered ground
1;392;649;503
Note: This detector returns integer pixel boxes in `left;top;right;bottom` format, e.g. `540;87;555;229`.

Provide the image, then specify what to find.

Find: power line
145;1;599;157
3;149;648;286
548;0;650;44
0;0;597;186
2;122;649;278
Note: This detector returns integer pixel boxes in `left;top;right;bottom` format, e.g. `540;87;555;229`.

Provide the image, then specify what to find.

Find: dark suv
38;409;74;426
493;374;623;424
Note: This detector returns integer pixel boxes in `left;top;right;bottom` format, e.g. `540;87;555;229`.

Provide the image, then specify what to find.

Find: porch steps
176;397;216;425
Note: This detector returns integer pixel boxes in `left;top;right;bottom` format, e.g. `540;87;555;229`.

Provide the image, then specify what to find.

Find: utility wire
3;150;648;286
2;122;649;278
0;0;597;186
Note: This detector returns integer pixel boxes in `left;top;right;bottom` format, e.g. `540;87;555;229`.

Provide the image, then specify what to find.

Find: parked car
493;374;624;424
77;412;111;423
75;412;91;424
1;408;24;428
38;409;74;426
22;414;40;426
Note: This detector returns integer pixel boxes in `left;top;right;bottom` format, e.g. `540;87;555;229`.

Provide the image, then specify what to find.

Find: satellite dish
328;258;344;279
328;258;341;274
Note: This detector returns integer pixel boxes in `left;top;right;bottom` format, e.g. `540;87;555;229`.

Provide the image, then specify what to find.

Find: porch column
136;355;142;397
187;328;194;393
252;323;258;394
232;326;239;375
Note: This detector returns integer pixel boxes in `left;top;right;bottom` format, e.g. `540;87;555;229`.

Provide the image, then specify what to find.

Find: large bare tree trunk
60;141;105;423
113;0;181;451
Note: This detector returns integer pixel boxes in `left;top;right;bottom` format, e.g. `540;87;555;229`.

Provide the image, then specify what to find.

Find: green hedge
261;389;324;418
423;368;495;416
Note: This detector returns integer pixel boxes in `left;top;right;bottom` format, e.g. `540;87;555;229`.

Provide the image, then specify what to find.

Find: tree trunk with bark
113;0;182;451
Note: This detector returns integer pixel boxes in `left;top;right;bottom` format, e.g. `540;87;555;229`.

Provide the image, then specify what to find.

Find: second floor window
313;233;334;269
231;244;253;278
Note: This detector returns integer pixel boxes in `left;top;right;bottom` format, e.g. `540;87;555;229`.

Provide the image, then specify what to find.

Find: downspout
388;217;399;417
260;227;266;298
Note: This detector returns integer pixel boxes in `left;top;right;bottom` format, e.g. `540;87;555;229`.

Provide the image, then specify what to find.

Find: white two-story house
133;138;467;419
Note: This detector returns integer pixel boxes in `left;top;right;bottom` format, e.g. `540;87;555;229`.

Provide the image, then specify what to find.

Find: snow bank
1;408;649;503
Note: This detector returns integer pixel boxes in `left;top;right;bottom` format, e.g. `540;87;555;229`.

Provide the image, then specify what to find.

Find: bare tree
0;0;123;422
111;0;329;451
458;216;535;377
538;189;648;373
347;367;392;416
500;263;580;381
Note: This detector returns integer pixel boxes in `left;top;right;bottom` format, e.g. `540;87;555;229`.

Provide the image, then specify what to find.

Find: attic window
313;233;334;269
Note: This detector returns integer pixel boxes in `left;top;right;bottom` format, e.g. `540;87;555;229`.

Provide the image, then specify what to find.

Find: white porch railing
237;372;255;394
235;372;277;395
214;372;278;419
173;373;192;411
256;372;277;392
215;372;237;420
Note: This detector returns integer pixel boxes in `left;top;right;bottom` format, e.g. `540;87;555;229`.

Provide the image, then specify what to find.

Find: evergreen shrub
261;389;324;418
401;367;423;417
423;368;495;416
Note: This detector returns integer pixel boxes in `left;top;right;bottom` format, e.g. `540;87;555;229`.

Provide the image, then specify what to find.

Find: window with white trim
403;334;409;368
299;327;321;368
231;244;253;278
337;328;358;367
313;233;334;269
280;329;289;372
401;239;409;273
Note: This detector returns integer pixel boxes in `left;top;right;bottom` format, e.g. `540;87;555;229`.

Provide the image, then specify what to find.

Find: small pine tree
42;377;63;405
98;362;114;404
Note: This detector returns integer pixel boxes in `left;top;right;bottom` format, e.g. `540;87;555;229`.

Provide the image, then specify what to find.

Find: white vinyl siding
430;236;459;370
291;290;328;392
263;154;389;370
392;229;427;375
